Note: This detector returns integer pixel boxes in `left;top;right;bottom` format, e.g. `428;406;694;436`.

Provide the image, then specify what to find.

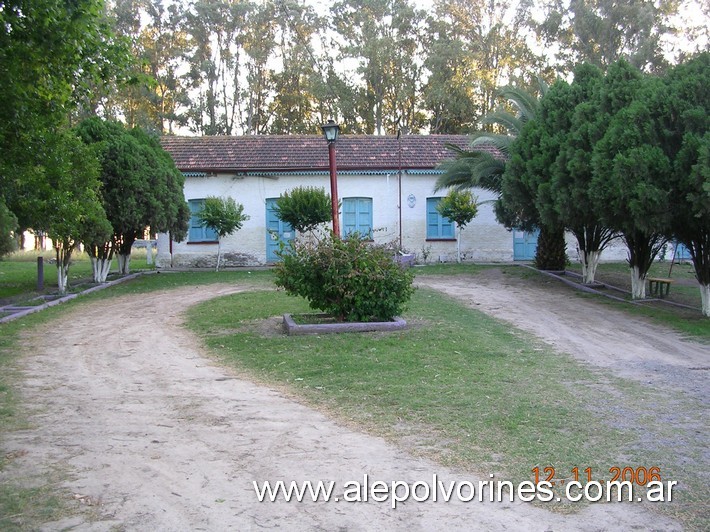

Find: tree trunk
625;231;666;300
55;243;73;295
456;227;461;263
57;262;68;295
116;232;138;275
580;249;601;284
86;240;114;283
701;284;710;317
90;257;113;283
680;235;709;317
117;254;131;275
573;225;616;284
630;265;646;299
534;224;567;271
215;239;221;272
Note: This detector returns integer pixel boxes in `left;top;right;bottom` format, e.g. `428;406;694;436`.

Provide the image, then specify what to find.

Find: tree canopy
197;196;249;271
436;189;479;263
0;200;18;258
502;53;710;313
73;0;696;136
274;186;333;234
75;117;190;279
590;63;670;298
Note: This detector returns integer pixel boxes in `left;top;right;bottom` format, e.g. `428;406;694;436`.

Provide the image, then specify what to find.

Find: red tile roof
160;134;485;173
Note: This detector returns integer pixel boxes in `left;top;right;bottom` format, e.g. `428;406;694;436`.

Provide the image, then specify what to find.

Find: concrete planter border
283;313;407;336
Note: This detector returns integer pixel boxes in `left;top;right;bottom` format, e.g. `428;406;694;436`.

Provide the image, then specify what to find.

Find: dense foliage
436;190;479;263
72;0;695;135
436;190;478;229
0;200;18;258
502;53;709;313
591;64;671;298
29;131;113;293
75;117;190;279
0;0;125;230
274;234;415;322
274;186;332;234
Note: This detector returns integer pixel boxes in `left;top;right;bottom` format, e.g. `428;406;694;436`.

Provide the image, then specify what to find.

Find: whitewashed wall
155;171;633;268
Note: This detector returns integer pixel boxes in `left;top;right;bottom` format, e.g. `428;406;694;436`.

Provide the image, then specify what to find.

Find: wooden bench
648;277;674;298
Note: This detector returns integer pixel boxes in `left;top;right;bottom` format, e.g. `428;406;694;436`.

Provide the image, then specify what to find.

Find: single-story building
156;134;626;268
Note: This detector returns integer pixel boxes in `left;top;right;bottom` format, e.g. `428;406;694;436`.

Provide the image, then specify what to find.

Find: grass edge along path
186;287;706;529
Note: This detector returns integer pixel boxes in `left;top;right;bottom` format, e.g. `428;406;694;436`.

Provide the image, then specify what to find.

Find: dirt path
417;269;709;399
0;281;693;530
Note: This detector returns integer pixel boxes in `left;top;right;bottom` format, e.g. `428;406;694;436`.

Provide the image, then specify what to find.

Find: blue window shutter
342;198;357;236
188;199;217;242
342;197;373;238
426;198;439;238
427;197;454;238
204;222;217;241
188;199;203;241
359;198;372;238
441;217;454;238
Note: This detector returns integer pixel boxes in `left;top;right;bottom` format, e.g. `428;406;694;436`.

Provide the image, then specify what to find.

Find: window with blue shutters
188;199;218;242
342;197;373;239
426;197;455;239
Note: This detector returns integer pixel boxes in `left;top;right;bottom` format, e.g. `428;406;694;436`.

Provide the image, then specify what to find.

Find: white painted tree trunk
701;284;710;318
55;245;72;295
456;227;461;263
57;263;68;295
580;250;601;284
215;240;222;272
630;265;646;299
117;254;131;275
90;257;113;283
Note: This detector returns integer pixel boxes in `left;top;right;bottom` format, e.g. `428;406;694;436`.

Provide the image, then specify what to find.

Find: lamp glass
321;120;340;143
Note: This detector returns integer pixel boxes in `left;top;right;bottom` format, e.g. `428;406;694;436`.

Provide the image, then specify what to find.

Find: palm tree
435;82;546;194
435;79;567;270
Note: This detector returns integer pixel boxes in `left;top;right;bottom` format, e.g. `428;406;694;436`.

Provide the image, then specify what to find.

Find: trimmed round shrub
274;186;332;233
274;233;415;322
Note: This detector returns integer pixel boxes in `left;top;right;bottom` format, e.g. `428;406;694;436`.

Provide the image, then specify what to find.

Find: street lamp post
321;120;340;236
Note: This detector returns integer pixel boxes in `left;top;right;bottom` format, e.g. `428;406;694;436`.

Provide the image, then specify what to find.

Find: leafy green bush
274;186;332;233
274;233;415;322
0;199;18;258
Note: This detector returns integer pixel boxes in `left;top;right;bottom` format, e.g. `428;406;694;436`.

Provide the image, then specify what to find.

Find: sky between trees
85;0;709;137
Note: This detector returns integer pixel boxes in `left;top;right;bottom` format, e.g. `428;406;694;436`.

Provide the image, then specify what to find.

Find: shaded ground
418;269;708;392
0;274;704;530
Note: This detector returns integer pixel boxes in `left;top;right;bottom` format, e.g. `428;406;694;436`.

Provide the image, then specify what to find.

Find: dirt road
418;269;709;397
1;275;701;530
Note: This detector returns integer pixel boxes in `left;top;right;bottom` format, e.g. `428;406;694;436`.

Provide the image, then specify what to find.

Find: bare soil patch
0;280;696;530
417;269;708;391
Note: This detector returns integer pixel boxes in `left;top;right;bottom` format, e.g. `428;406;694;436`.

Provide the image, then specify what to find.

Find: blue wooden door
265;198;294;262
513;229;539;261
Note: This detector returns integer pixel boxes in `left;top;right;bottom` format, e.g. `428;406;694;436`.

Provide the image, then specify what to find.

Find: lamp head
320;119;340;143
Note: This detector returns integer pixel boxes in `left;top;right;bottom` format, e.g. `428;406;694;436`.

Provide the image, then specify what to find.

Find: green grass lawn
0;249;156;305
